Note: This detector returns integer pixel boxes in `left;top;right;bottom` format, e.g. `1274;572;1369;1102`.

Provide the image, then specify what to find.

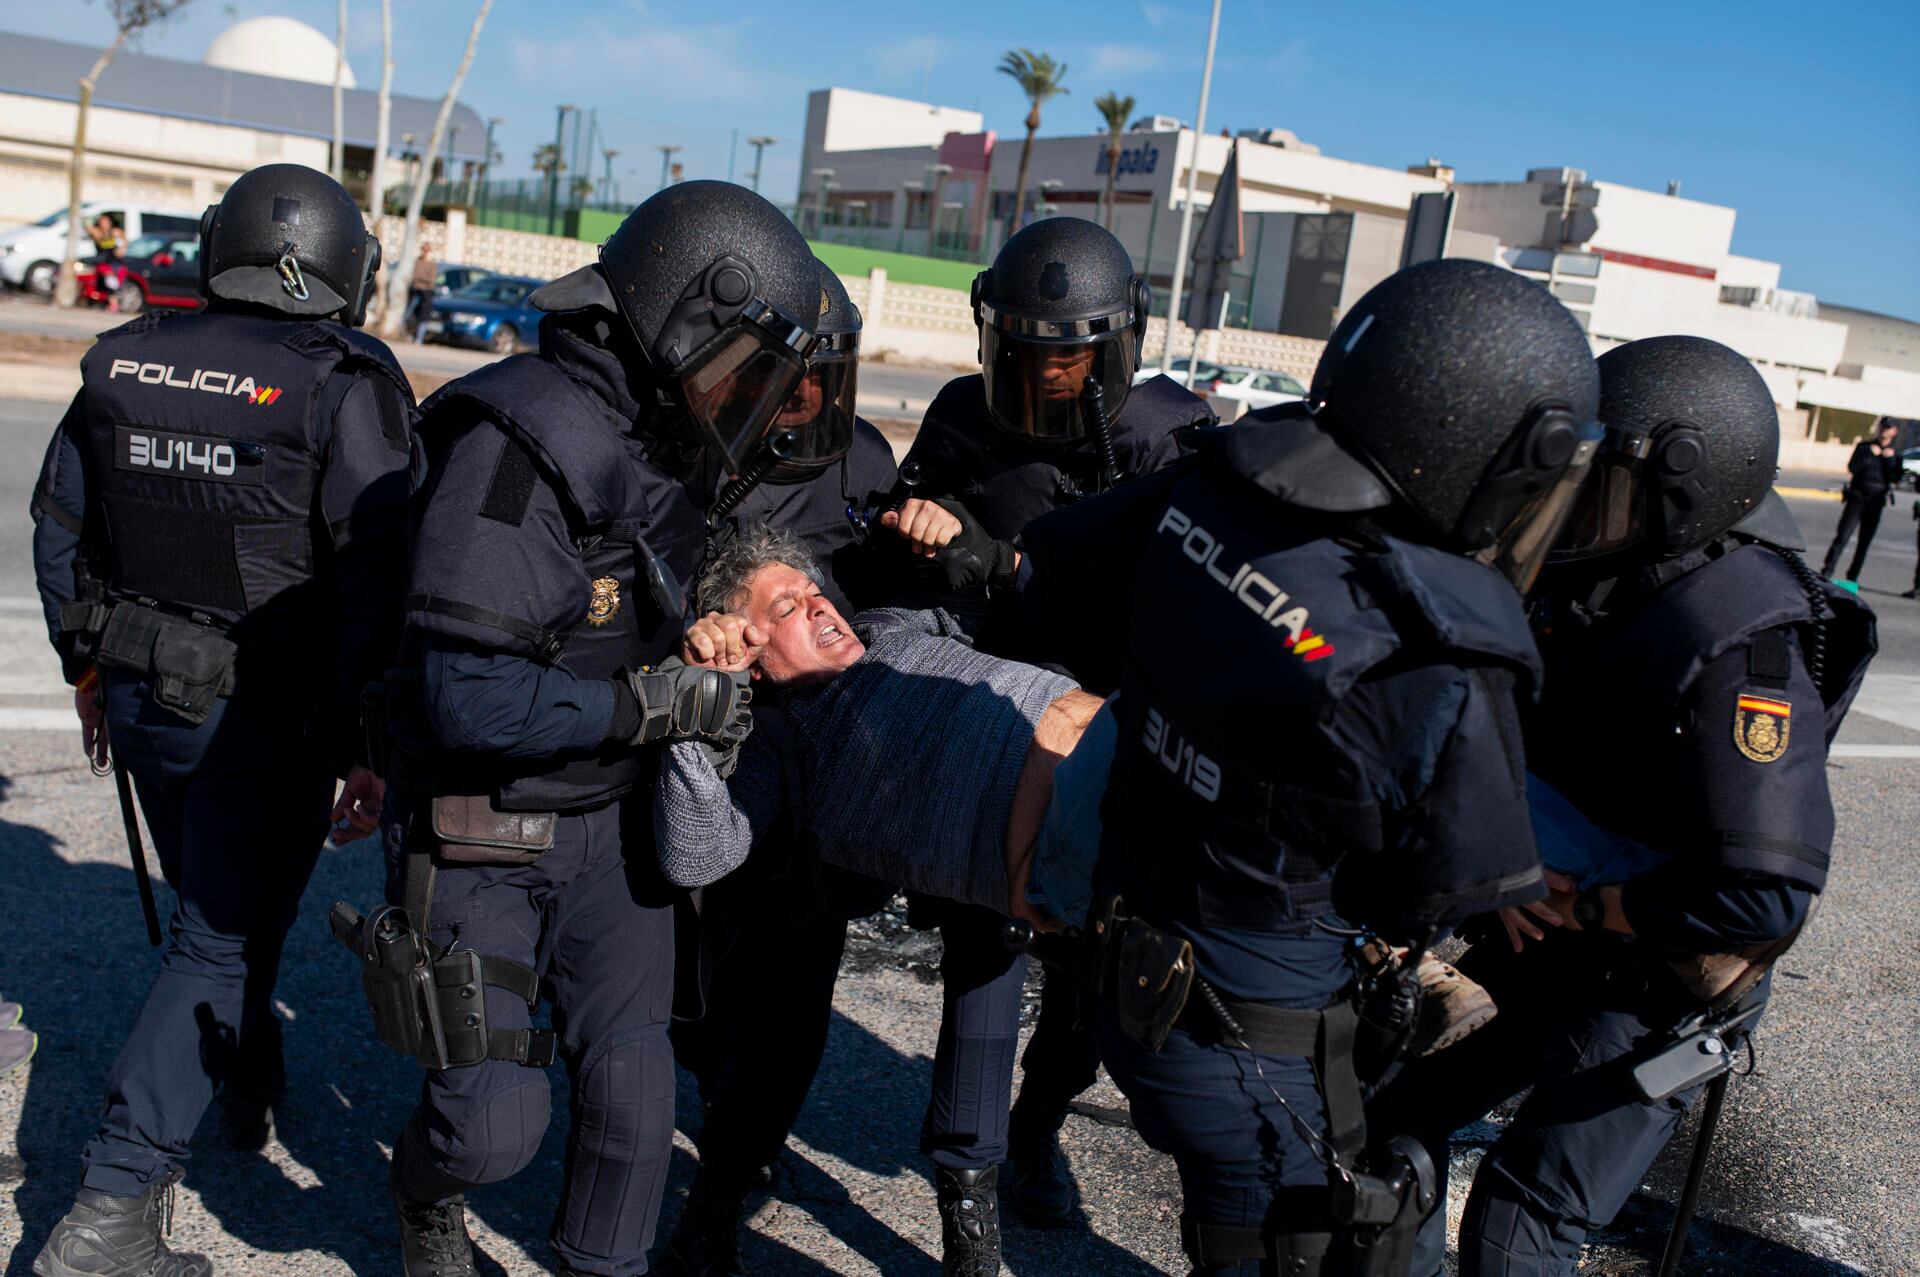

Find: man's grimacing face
736;563;865;685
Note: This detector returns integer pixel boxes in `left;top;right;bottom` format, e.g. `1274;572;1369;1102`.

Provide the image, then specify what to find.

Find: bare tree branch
380;0;492;338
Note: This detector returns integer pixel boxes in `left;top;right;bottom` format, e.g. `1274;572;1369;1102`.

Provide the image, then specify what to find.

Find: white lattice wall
373;216;596;282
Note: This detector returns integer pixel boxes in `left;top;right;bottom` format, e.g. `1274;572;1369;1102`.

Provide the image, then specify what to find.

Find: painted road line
1775;485;1842;502
0;708;77;730
1847;673;1920;735
1830;744;1920;758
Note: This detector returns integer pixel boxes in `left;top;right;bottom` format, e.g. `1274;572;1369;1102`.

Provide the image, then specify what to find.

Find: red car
75;232;205;313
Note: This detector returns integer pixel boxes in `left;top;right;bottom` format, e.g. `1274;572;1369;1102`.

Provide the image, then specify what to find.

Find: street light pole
601;149;619;204
926;161;952;254
657;144;683;192
810;167;836;236
746;135;776;193
1159;0;1222;374
547;104;574;236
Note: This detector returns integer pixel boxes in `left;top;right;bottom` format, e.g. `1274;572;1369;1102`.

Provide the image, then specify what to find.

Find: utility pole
1159;0;1222;374
445;124;458;194
746;135;776;193
926;161;952;253
897;180;922;253
602;149;619;204
547;104;574;235
810;167;836;236
478;116;501;213
658;144;683;192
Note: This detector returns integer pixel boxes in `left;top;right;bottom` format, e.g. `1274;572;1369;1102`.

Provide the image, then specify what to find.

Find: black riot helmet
200;164;381;325
576;181;822;472
971;217;1150;444
1277;259;1603;591
1555;335;1782;564
763;261;861;478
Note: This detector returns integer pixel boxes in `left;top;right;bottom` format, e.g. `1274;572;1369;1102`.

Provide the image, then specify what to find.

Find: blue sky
10;0;1916;317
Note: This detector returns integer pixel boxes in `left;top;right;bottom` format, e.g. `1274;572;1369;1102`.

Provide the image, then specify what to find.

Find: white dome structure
203;17;356;88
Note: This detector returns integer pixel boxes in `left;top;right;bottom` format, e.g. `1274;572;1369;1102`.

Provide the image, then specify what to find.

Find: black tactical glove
618;660;753;749
928;498;1020;591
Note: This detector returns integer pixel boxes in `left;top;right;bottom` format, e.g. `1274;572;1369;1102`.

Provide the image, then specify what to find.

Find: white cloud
1092;43;1167;74
873;35;943;85
511;16;764;104
1138;2;1178;29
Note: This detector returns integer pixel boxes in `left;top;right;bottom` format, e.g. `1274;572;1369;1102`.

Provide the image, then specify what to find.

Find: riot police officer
897;216;1214;1268
365;182;818;1277
662;262;954;1274
1369;335;1875;1277
29;163;414;1277
1016;259;1606;1276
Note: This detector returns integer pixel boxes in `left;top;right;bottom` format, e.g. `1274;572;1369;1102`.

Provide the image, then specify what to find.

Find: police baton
109;754;164;948
1657;1069;1730;1277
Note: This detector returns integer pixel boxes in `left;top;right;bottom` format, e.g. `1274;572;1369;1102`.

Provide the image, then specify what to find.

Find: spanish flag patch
1733;693;1791;764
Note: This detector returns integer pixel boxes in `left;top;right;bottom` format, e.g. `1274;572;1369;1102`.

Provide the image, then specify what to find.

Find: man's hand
75;682;108;771
1497;898;1565;953
329;767;386;846
880;497;963;558
682;612;766;672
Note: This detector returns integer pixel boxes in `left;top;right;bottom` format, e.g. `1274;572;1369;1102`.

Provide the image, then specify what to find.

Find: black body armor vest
78;308;409;647
1100;450;1543;935
1529;540;1875;891
906;373;1212;539
407;355;707;813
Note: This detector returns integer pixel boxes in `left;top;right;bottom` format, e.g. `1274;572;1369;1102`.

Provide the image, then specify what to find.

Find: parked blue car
426;274;546;353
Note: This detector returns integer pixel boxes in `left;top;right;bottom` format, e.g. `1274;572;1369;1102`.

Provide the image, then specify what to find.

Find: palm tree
997;49;1068;234
1094;91;1136;231
532;142;565;181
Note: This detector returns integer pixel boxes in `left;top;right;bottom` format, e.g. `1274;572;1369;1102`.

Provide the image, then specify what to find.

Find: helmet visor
1551;449;1649;562
1475;421;1604;592
980;325;1137;443
768;351;858;473
680;321;811;475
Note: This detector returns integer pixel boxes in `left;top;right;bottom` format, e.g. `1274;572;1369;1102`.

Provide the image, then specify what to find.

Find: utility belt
1090;894;1435;1277
71;600;240;726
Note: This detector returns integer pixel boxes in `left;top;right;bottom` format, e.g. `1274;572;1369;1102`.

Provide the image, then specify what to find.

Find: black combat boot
1003;1101;1076;1227
32;1169;213;1277
222;1016;285;1151
658;1168;751;1276
936;1165;1002;1277
392;1161;477;1277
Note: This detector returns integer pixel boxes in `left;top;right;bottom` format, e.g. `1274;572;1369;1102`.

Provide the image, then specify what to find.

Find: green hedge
806;241;979;292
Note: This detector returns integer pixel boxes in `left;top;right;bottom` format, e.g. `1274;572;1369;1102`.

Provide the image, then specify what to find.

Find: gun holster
1092;895;1196;1053
329;902;554;1071
1334;1135;1439;1277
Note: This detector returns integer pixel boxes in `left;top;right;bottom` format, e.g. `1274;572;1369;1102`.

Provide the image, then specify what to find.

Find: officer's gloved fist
618;659;753;748
917;498;1020;591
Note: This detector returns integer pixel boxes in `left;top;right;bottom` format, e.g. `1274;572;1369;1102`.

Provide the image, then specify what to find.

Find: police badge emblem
587;577;621;627
1733;692;1791;763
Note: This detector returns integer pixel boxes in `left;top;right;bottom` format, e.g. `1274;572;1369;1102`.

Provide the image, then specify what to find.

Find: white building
797;87;1447;338
1440;168;1920;434
0;20;485;225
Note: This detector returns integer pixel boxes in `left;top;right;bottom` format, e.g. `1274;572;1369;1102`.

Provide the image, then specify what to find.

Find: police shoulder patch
1733;691;1791;763
587;577;621;627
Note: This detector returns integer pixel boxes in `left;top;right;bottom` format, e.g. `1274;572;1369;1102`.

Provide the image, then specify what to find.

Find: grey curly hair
695;522;824;616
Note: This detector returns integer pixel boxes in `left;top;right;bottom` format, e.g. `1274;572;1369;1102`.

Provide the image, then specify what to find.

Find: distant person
1904;497;1920;601
1;995;34;1078
1820;419;1902;581
407;243;437;341
89;214;126;309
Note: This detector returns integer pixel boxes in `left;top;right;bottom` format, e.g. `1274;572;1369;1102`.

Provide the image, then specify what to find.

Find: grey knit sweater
654;608;1077;911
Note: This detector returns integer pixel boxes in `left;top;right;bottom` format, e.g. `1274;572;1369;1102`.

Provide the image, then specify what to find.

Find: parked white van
0;203;202;297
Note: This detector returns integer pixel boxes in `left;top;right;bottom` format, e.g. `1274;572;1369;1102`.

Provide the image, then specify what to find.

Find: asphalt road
0;385;1915;1275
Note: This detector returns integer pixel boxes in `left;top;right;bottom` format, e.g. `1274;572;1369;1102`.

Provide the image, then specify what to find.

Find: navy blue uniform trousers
82;675;332;1197
387;798;676;1277
1096;1011;1333;1277
1369;933;1742;1277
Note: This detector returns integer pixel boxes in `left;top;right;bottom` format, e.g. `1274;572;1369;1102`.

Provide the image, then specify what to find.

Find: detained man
653;523;1103;925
